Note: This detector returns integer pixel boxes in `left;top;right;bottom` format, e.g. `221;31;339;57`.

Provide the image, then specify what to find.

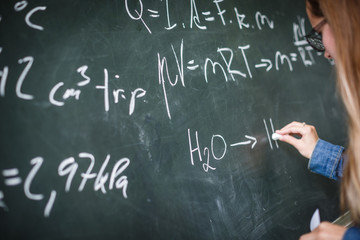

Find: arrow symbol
230;135;257;149
255;59;272;72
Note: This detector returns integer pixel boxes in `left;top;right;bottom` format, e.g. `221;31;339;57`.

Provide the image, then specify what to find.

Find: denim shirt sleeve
343;226;360;240
308;139;345;181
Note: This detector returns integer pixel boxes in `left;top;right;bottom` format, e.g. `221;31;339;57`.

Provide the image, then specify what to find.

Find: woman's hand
299;222;346;240
276;121;319;159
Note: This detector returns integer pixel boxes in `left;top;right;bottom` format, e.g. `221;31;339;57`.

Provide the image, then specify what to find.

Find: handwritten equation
0;19;321;118
125;0;275;33
188;118;279;172
0;0;325;121
0;153;130;217
0;0;334;222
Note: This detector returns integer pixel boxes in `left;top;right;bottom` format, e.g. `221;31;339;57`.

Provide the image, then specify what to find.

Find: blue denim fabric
308;139;345;181
308;140;360;238
343;226;360;240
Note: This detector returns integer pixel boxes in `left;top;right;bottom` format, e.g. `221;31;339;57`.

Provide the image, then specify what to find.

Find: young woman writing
276;0;360;239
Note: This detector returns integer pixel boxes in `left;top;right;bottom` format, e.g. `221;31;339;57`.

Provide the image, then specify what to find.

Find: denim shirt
309;139;360;239
309;139;345;181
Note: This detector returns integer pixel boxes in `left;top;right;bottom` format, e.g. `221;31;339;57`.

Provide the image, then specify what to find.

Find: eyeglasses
305;19;327;52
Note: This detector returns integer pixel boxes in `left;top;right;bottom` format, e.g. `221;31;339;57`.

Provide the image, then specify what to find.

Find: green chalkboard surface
0;0;347;239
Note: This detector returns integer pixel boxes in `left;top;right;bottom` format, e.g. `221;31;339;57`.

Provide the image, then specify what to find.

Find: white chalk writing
1;153;130;217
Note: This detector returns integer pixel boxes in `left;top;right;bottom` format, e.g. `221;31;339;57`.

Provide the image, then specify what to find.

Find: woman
276;0;360;239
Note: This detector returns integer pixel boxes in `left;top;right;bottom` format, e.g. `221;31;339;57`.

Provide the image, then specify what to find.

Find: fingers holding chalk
274;121;319;159
272;133;282;141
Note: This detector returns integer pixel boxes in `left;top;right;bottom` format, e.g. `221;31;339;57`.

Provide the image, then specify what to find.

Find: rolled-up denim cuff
308;139;344;180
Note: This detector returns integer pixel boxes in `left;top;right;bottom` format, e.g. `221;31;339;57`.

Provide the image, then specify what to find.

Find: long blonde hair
307;0;360;225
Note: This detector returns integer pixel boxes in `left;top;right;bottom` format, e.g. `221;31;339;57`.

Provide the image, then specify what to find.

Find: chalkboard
0;0;347;239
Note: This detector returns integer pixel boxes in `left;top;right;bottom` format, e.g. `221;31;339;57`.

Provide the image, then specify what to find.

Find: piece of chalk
272;133;282;140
